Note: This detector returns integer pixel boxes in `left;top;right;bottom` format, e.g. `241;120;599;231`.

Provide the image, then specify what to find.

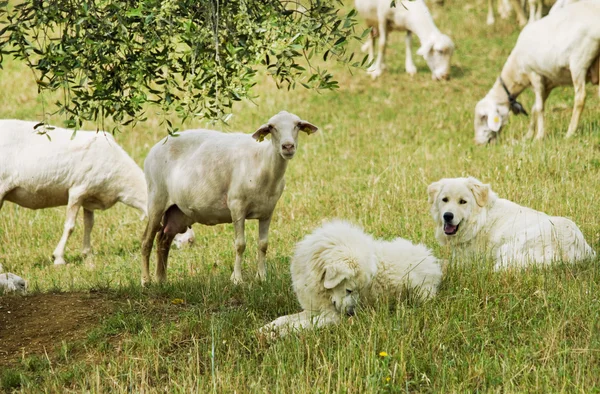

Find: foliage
0;0;366;131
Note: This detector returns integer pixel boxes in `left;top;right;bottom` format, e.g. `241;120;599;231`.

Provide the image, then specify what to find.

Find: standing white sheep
141;111;318;286
474;1;600;144
0;119;148;265
355;0;455;80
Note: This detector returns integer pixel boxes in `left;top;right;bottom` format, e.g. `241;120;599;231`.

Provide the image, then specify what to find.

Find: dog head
291;220;378;317
427;177;497;244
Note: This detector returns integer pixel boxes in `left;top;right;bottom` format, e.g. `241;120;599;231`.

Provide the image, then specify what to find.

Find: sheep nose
282;143;295;151
443;212;454;222
440;73;450;81
346;307;355;317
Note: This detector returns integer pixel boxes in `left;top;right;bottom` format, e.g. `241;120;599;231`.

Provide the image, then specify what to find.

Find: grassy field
1;0;600;392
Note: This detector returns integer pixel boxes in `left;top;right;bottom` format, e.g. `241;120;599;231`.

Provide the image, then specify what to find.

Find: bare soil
0;292;117;367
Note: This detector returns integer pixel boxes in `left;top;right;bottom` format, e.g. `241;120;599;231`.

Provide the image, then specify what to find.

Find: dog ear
323;267;348;290
427;181;442;205
252;124;272;142
468;177;491;207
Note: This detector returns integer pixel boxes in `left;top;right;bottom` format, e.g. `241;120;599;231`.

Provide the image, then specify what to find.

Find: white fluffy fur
259;220;442;337
474;1;600;144
428;177;596;269
0;264;26;294
0;119;148;265
355;0;454;80
141;111;318;285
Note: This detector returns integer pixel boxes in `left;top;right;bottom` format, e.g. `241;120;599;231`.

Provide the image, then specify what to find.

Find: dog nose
282;143;294;151
443;212;454;222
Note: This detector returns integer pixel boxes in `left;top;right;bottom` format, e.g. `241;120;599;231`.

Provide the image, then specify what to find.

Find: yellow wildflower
379;351;389;357
171;298;185;305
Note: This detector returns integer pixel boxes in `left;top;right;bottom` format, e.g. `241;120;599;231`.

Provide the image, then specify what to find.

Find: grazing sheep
0;272;27;294
549;0;580;14
259;220;442;338
355;0;455;80
0;119;148;265
486;0;541;27
141;111;318;285
474;1;600;144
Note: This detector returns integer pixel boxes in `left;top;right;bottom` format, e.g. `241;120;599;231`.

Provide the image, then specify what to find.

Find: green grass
1;0;600;391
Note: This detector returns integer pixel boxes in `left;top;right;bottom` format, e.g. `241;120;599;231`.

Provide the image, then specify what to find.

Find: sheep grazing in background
0;119;149;265
0;264;26;294
141;111;318;286
487;0;528;27
474;1;600;144
486;0;542;27
355;0;455;80
549;0;580;14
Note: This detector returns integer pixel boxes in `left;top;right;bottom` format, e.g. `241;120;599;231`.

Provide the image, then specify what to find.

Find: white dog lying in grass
259;220;442;337
0;264;27;294
427;177;596;269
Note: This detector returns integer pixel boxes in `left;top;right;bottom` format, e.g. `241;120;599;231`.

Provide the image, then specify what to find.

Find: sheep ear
468;177;491;207
487;109;502;132
298;121;318;135
252;124;271;142
323;267;347;290
417;40;433;56
427;181;442;205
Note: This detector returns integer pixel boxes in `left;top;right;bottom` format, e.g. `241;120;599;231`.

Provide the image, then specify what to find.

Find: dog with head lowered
427;177;596;269
259;220;442;338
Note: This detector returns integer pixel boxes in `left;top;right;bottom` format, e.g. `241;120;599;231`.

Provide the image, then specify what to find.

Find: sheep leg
81;208;94;257
231;217;247;284
256;217;272;282
487;0;495;25
508;0;527;26
498;0;511;19
141;209;163;286
53;196;83;265
368;20;387;79
566;75;587;138
155;230;175;283
528;74;549;140
405;32;417;76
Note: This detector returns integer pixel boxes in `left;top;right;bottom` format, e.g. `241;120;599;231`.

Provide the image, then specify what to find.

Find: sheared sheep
0;119;148;265
141;111;318;285
355;0;455;80
474;1;600;144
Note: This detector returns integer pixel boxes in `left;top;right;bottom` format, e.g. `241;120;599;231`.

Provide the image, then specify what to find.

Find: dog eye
442;197;449;203
459;199;467;205
346;289;353;295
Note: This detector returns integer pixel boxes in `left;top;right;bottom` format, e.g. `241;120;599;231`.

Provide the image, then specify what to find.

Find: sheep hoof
230;272;244;285
256;271;267;282
486;16;495;25
406;67;417;76
53;257;67;266
141;277;151;287
367;68;383;79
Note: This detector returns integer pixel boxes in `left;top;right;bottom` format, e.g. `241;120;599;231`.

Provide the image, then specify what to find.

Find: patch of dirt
0;292;117;367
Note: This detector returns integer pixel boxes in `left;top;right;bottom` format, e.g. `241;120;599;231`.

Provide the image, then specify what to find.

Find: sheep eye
459;199;467;205
346;289;353;295
442;197;449;203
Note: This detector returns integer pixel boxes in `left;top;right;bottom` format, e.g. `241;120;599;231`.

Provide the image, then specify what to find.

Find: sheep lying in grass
474;1;600;144
0;264;26;294
0;119;148;265
141;111;318;286
355;0;455;80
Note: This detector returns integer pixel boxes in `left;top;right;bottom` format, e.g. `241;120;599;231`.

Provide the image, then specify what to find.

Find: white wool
141;111;318;285
0;120;147;265
474;1;600;144
355;0;454;80
0;272;27;294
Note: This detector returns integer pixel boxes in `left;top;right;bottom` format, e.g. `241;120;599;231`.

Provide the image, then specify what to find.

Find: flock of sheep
0;0;598;298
